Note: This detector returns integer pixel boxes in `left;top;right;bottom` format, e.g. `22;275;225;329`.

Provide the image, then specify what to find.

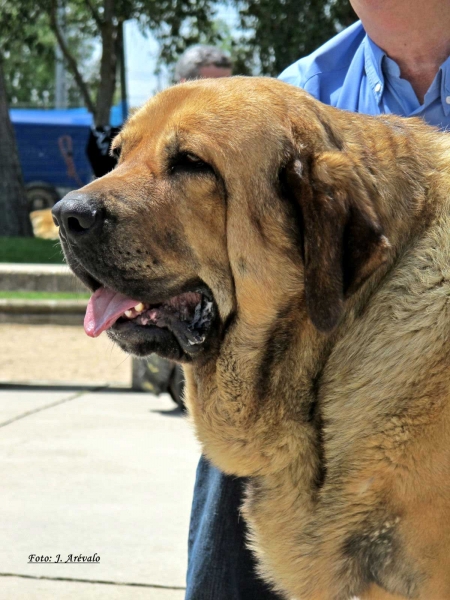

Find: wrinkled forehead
115;79;301;164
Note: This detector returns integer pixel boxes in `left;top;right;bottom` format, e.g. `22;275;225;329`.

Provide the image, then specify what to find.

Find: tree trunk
95;0;119;127
0;59;32;237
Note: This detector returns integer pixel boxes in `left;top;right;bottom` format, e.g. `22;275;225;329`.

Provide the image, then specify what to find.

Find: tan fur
68;78;450;599
30;208;59;239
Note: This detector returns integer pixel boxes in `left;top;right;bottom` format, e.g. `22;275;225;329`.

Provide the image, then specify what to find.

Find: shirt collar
363;34;450;116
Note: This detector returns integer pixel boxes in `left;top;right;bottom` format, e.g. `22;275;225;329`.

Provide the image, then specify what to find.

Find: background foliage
1;0;357;108
231;0;357;76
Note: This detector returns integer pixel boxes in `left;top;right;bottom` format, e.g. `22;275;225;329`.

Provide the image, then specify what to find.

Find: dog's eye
170;152;212;175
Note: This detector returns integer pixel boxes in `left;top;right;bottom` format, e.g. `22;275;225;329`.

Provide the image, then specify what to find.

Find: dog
52;77;450;600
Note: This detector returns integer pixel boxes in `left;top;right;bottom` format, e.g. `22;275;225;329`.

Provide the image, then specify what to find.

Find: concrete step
0;298;86;325
0;263;87;293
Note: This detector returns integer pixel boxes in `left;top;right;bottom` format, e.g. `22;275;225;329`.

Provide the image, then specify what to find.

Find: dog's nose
52;191;102;238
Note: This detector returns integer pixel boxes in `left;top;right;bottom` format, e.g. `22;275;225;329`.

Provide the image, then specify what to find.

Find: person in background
185;1;450;598
85;44;233;407
174;45;233;82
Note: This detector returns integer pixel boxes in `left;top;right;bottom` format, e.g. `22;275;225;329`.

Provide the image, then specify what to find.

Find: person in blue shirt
185;1;450;598
280;1;450;126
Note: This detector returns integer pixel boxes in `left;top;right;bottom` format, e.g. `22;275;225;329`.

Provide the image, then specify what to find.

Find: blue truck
10;108;94;211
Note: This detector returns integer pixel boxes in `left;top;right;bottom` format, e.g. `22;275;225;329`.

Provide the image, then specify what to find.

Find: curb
0;299;87;326
0;263;87;293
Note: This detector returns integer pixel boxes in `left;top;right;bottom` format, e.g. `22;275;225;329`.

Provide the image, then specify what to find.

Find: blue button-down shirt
279;21;450;130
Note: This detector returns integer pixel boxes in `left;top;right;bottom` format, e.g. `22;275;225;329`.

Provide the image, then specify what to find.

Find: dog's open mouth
84;286;216;360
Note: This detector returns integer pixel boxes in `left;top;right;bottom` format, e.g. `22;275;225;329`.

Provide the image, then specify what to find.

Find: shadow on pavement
0;382;128;393
151;405;186;418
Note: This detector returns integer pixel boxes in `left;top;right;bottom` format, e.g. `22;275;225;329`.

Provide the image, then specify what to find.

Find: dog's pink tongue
84;287;140;338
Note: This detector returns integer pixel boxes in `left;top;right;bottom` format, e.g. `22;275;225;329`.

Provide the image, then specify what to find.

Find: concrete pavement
0;385;200;599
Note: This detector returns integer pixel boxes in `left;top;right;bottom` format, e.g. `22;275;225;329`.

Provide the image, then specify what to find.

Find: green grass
0;290;90;301
0;237;65;264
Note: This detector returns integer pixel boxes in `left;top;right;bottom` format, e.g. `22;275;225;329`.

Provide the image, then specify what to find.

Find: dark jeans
185;456;282;600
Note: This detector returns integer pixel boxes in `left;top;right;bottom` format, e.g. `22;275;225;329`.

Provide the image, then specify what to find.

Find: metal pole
55;0;67;109
118;22;128;122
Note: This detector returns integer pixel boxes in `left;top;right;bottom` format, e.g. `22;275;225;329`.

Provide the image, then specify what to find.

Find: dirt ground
0;323;131;386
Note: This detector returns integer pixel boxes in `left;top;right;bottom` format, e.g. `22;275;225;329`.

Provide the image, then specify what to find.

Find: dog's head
53;77;391;362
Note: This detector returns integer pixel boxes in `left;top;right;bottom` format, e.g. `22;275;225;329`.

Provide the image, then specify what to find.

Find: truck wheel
26;182;60;212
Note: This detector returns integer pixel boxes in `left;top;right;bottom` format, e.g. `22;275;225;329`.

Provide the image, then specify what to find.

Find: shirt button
374;83;382;93
446;95;450;104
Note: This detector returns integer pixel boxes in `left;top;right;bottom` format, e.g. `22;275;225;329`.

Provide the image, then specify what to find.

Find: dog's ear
284;152;390;332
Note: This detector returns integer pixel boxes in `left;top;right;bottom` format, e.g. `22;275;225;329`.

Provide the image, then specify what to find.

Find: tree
231;0;357;76
3;10;97;109
3;17;55;108
235;0;357;76
0;0;225;126
0;1;40;235
46;0;224;126
0;59;32;236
